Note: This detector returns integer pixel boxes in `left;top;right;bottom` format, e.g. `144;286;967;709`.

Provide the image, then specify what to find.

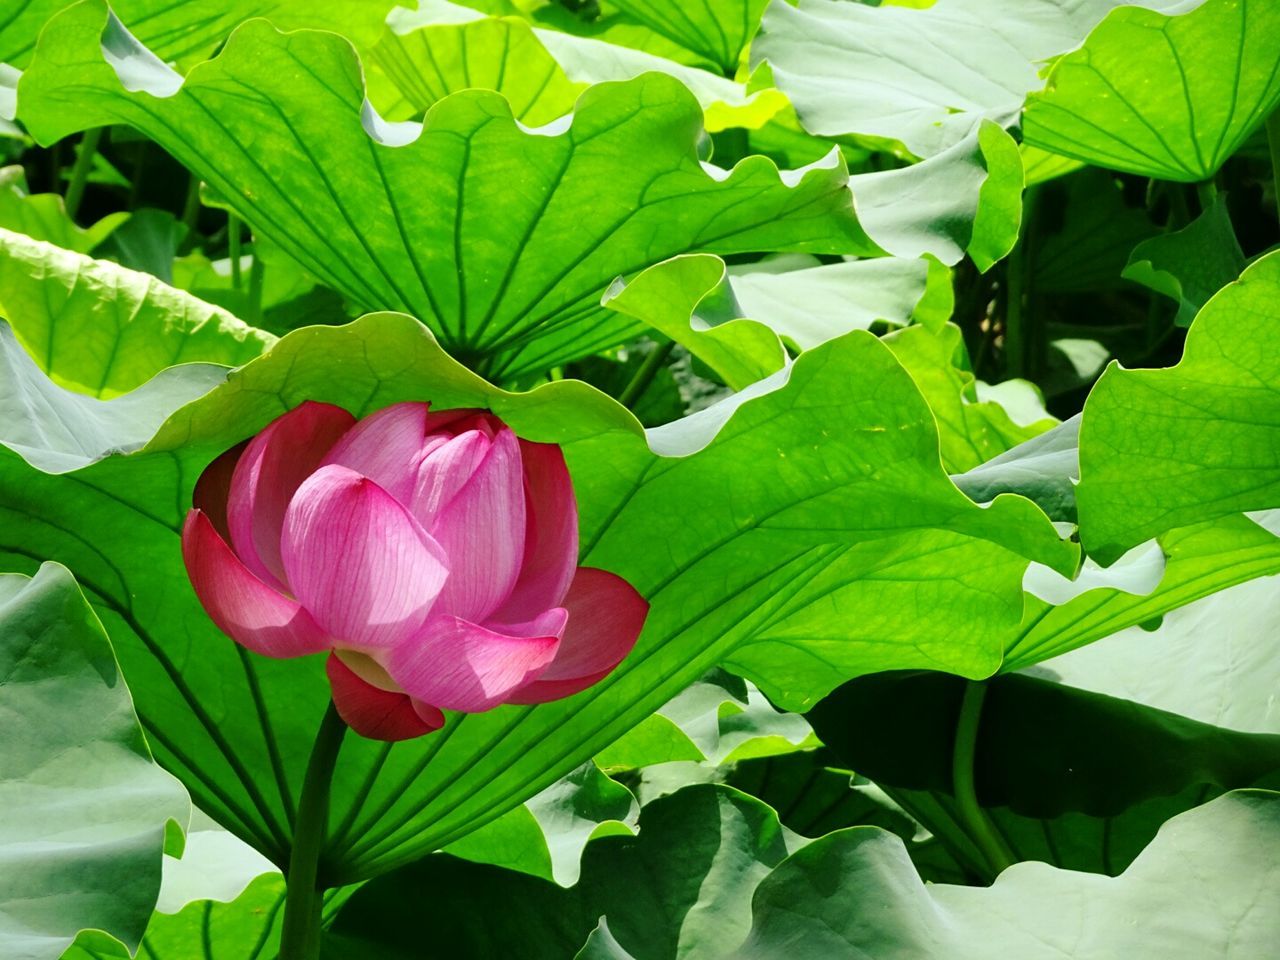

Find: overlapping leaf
0;0;392;67
752;0;1199;158
18;2;880;378
740;791;1280;957
1077;249;1280;562
0;563;188;960
1023;0;1280;181
0;220;1079;885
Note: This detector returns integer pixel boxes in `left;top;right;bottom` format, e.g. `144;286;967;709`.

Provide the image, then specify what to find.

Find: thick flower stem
279;701;347;960
952;680;1015;880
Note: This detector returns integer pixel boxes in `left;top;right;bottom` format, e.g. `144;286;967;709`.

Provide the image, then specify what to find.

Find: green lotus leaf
325;784;804;960
0;563;189;960
18;2;878;378
602;0;767;77
1023;0;1280;181
739;790;1280;957
752;0;1196;158
1077;249;1280;563
382;1;789;132
0;0;392;67
1122;193;1245;327
0;285;1075;884
0;166;126;252
0;228;272;399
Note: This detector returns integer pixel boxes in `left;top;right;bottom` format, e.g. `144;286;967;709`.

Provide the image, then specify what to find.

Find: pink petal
492;440;579;623
181;509;330;658
409;429;492;522
192;440;248;543
281;465;450;649
505;567;647;705
384;611;564;713
420;427;527;622
326;654;443;741
321;402;440;506
227;402;356;590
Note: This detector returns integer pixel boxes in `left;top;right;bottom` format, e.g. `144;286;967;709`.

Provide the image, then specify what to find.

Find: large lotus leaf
752;0;1198;158
1023;0;1280;181
597;669;816;772
441;760;637;886
368;13;584;125
0;563;189;960
1035;550;1280;735
0;229;273;399
384;1;788;132
883;323;1055;474
0;166;126;252
0;0;393;67
0;301;1075;884
0;321;227;473
1076;249;1280;563
64;874;286;960
18;3;879;379
325;784;803;960
1122;193;1245;327
603;0;767;77
738;790;1280;957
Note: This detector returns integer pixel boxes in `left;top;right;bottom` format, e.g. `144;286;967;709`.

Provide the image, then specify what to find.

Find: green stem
1195;177;1218;214
229;213;243;291
179;172;200;253
1266;108;1280;224
1002;184;1039;379
279;702;346;960
952;681;1015;880
247;249;266;323
63;127;103;220
618;339;675;409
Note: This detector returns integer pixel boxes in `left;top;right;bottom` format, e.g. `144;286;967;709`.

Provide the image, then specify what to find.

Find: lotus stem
1266;108;1280;226
952;680;1015;880
279;700;347;960
619;339;675;409
63;127;102;220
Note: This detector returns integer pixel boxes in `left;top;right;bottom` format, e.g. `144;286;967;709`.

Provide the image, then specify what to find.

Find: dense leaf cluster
1;0;1278;958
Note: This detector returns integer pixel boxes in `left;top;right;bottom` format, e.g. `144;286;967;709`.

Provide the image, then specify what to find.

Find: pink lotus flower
182;401;648;741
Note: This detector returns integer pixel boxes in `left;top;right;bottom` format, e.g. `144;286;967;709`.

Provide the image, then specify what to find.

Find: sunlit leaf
1023;0;1280;181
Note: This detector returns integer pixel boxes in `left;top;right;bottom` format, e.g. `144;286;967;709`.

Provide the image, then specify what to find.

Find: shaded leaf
0;563;188;960
739;790;1280;958
1122;193;1246;326
326;784;801;960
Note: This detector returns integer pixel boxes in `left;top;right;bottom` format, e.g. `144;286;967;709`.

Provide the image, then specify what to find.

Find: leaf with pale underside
0;563;189;960
740;790;1280;957
752;0;1199;158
